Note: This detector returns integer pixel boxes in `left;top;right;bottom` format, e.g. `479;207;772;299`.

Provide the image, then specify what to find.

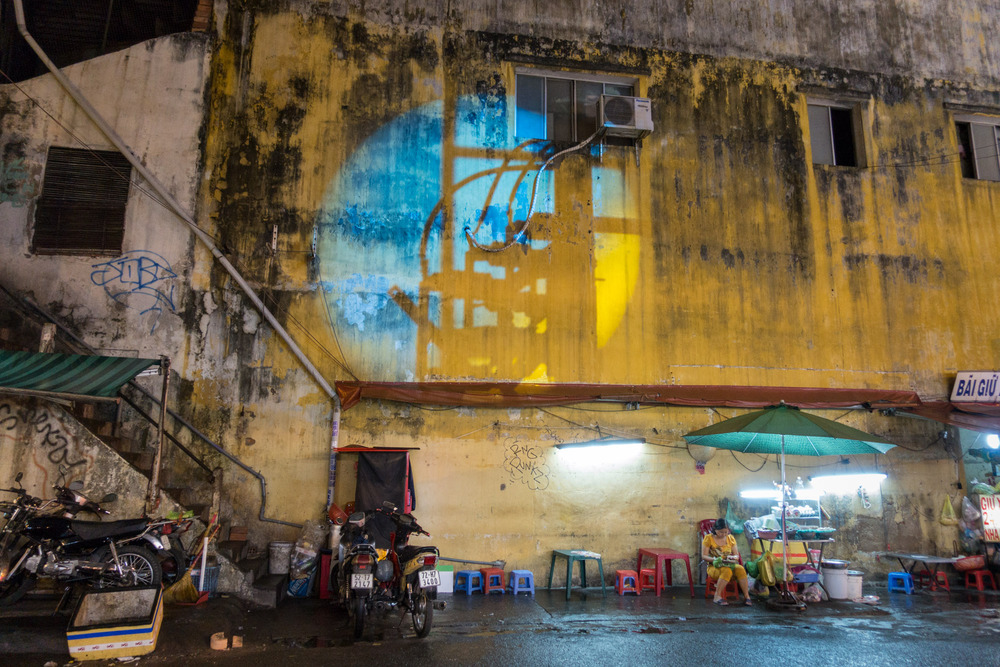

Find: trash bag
745;555;760;578
962;496;982;523
726;502;744;534
939;495;959;526
802;584;824;602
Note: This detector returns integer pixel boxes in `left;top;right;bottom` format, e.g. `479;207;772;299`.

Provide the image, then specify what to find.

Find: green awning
0;350;160;401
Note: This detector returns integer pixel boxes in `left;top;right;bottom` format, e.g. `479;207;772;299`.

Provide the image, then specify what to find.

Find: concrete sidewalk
3;582;999;665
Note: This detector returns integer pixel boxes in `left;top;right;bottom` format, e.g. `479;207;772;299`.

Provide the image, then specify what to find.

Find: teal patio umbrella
683;404;895;606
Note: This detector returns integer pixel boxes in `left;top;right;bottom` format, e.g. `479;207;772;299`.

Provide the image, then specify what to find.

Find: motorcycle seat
397;545;437;562
71;518;149;541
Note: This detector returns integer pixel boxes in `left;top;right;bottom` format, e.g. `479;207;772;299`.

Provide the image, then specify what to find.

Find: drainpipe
13;1;343;511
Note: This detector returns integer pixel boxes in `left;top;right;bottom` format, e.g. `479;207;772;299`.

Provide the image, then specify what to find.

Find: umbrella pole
780;436;789;595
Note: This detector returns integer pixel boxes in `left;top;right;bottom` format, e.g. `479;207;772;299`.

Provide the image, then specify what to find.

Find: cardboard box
67;586;163;660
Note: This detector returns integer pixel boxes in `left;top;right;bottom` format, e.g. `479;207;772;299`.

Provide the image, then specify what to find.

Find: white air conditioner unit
598;95;653;140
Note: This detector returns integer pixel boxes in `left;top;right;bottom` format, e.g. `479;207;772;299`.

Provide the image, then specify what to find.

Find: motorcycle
0;472;166;606
337;501;441;640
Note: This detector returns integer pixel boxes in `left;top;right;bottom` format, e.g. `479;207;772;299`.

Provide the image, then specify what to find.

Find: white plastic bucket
822;567;848;599
269;541;294;575
846;570;863;600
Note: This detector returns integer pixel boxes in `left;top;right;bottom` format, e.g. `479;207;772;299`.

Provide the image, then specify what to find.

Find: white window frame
806;98;867;168
954;114;1000;182
514;67;639;143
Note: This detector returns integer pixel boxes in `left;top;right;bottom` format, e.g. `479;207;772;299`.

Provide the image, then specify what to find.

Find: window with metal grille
956;118;1000;182
32;147;132;255
515;69;636;143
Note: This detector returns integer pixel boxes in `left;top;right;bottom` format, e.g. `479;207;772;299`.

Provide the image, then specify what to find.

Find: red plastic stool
705;575;738;600
615;569;640;595
964;569;997;592
914;570;950;591
639;568;657;592
480;567;506;594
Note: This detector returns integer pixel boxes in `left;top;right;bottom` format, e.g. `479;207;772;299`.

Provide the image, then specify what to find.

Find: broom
164;524;219;604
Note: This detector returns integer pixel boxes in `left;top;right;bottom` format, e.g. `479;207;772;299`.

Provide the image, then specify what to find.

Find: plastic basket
953;555;986;572
190;567;219;596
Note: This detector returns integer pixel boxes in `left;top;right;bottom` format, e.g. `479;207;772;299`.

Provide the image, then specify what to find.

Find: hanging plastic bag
758;551;776;587
961;496;982;523
745;555;760;578
726;502;744;534
939;495;959;526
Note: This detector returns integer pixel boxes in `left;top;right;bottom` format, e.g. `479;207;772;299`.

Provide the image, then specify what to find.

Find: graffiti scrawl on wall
502;436;550;491
0;157;38;207
90;250;177;333
0;402;91;484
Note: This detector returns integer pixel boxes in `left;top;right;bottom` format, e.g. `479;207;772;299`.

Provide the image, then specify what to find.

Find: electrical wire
730;450;770;472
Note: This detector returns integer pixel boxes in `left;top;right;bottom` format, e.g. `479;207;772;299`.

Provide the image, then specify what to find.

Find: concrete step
118;450;154;473
251;573;288;609
75;416;114;437
99;434;141;453
218;540;250;563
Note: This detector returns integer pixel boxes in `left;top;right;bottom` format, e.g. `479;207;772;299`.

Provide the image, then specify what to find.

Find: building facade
2;1;999;577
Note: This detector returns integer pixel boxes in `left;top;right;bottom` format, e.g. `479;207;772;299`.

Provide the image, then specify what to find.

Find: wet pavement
2;582;999;666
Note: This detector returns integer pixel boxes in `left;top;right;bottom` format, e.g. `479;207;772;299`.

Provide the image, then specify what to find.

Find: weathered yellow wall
186;8;997;556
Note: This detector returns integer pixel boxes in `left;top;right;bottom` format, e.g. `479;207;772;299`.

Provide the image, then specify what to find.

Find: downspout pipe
13;1;342;517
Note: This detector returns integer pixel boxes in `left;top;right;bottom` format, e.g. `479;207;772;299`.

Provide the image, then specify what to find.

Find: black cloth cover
356;452;415;548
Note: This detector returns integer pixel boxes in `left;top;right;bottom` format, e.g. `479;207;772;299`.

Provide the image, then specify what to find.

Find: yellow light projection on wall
594;232;640;349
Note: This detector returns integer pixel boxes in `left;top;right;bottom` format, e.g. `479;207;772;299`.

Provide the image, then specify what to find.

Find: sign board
982;495;1000;543
951;371;1000;403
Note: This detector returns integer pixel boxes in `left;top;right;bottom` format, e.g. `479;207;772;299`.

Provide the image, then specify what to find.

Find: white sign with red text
982;495;1000;542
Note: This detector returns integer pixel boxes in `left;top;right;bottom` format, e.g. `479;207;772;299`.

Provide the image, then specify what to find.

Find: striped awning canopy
0;350;160;401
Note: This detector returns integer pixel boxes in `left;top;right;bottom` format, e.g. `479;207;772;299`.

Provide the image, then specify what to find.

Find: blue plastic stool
455;570;484;595
508;570;535;596
887;572;914;594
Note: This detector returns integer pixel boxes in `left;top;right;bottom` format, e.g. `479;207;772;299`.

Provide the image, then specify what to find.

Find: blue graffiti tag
91;250;177;332
0;157;38;207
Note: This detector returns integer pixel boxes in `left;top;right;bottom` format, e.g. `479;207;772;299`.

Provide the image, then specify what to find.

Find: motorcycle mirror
14;472;23;484
69;480;84;491
100;493;117;504
382;500;397;511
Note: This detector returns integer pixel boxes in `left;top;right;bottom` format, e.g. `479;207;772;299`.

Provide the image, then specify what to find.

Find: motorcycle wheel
352;596;366;640
411;589;433;638
97;545;162;588
159;546;188;585
0;547;34;606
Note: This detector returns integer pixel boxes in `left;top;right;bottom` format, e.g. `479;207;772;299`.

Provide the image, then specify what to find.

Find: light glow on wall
810;473;887;495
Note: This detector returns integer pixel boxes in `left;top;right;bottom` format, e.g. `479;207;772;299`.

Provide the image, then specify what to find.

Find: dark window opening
829;107;857;167
956;122;977;179
0;0;201;83
32;146;132;255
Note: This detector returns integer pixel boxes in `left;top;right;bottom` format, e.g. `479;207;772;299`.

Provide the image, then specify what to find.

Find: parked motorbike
337;501;441;640
0;472;165;606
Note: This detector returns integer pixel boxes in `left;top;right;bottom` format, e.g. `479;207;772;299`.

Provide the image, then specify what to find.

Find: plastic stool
508;570;535;596
455;570;484;595
705;575;738;600
480;567;505;594
914;569;950;591
964;569;998;592
887;572;914;594
615;570;639;595
639;568;657;592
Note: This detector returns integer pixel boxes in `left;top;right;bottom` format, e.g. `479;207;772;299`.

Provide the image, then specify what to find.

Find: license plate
351;573;373;589
418;570;440;588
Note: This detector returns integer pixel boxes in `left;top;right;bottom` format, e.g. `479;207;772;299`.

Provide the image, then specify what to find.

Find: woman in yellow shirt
701;518;751;606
